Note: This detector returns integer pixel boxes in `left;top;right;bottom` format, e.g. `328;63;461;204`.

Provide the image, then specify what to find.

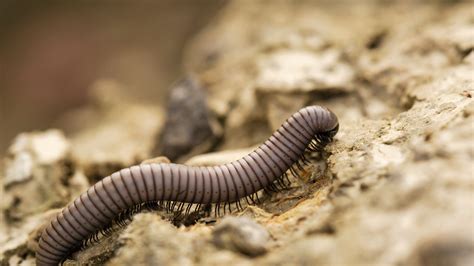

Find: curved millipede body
36;105;339;265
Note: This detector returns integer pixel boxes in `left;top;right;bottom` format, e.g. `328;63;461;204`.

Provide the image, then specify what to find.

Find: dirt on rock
1;1;473;265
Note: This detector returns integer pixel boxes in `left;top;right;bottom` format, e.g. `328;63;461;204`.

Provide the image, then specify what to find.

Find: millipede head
326;123;339;138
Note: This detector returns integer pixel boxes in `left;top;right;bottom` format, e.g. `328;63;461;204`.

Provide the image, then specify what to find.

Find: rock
370;143;405;168
2;130;73;221
69;81;164;182
263;236;336;266
358;5;473;108
264;94;309;131
190;2;474;265
0;210;59;265
107;213;199;266
158;76;222;162
212;217;270;257
4;130;70;186
256;49;354;93
65;228;122;266
221;85;270;150
199;250;252;266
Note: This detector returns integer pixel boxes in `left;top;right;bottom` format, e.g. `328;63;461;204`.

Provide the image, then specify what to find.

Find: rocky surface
2;130;75;221
1;1;473;265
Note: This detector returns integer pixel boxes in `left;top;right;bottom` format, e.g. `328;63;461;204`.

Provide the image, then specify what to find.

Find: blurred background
0;0;224;154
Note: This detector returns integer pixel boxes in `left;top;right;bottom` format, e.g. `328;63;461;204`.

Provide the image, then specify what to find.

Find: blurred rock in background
157;76;222;162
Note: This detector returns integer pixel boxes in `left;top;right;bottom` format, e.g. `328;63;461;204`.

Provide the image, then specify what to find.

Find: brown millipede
36;105;339;265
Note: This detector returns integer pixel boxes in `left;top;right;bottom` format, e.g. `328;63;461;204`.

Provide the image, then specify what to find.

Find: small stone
212;217;270;257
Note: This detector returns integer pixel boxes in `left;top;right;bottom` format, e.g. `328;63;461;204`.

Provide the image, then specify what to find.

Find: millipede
36;105;339;265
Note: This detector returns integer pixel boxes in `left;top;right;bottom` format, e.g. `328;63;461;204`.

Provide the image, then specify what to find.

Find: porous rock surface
1;1;473;265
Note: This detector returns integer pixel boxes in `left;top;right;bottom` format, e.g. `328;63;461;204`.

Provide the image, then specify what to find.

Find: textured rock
0;210;60;264
2;130;73;220
187;2;474;265
256;49;354;93
107;213;200;266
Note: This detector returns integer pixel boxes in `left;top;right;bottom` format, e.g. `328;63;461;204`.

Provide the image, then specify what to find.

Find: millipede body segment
36;105;339;265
